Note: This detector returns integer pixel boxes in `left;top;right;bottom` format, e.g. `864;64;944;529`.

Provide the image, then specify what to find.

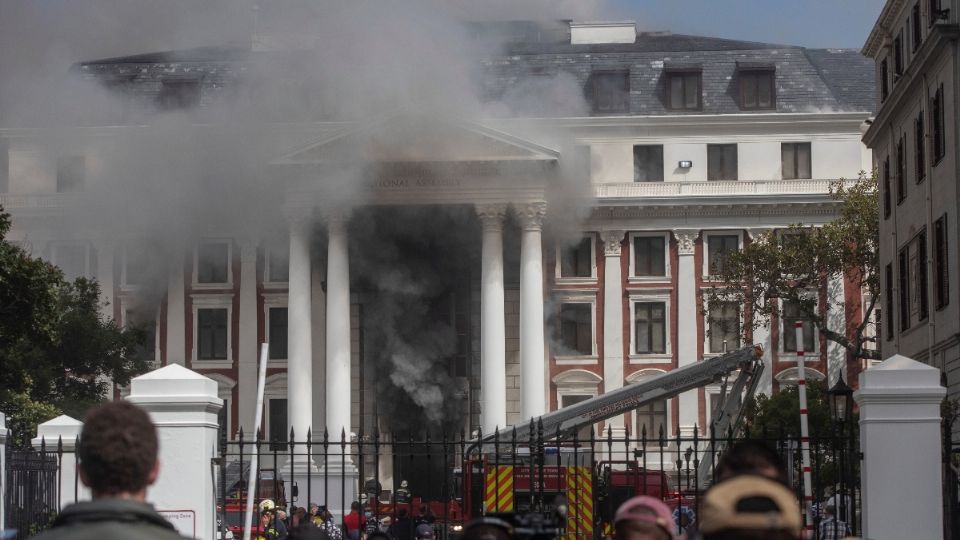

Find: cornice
590;201;839;220
863;0;909;57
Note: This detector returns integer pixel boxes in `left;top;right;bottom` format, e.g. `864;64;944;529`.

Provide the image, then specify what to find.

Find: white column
237;239;259;436
477;204;508;434
855;354;945;540
674;230;699;435
165;249;186;365
747;228;774;395
127;365;223;540
0;413;6;529
32;415;89;507
287;211;314;445
600;230;626;430
518;202;547;422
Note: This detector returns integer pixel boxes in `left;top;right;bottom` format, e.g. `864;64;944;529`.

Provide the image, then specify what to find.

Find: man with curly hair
30;401;189;539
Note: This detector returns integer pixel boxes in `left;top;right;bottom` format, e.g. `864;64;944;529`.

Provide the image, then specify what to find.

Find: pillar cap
32;414;83;449
129;363;219;400
855;354;946;405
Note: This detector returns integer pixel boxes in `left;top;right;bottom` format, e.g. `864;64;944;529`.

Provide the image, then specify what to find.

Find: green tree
704;172;880;361
0;206;151;447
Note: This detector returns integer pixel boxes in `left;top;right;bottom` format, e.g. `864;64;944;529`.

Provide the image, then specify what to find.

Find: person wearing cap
414;524;434;540
698;475;802;540
613;495;675;540
258;508;282;540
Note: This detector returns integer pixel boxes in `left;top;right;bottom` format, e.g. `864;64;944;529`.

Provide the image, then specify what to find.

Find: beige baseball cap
700;475;802;537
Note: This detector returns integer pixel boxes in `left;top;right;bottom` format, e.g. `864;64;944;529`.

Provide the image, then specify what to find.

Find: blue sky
610;0;887;49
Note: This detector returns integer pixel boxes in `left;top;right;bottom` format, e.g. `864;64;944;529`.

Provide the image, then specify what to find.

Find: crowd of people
26;401;859;540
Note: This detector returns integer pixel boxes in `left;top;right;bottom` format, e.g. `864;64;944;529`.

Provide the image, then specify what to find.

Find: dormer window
737;62;775;110
665;64;701;110
587;70;630;114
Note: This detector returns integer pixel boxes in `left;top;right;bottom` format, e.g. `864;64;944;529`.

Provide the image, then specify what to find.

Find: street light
828;374;854;426
828;372;855;528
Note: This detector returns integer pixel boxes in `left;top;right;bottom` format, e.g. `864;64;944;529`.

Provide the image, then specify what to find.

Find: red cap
613;496;674;536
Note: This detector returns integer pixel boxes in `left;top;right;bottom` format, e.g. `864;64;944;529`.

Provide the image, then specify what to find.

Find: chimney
569;21;637;45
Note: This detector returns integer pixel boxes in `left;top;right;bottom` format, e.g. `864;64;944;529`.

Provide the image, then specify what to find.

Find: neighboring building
862;0;959;438
0;22;875;479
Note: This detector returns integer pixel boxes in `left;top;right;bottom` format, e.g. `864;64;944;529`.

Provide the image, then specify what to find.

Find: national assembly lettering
374;177;462;188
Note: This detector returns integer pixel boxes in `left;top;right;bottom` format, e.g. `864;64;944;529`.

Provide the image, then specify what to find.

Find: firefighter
395;480;411;504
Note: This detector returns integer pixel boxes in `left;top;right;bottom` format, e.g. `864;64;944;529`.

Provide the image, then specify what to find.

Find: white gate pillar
127;364;222;540
855;354;945;540
32;415;89;508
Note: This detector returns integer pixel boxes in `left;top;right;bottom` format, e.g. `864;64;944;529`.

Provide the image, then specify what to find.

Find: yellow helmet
259;499;276;512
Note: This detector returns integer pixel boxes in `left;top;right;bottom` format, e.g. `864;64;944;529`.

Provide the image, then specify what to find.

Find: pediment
274;113;559;165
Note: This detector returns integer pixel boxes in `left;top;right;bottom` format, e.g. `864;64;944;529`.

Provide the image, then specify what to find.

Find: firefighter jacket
29;499;190;540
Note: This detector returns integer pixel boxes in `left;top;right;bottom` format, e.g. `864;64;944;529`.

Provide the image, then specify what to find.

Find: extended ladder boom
478;345;763;444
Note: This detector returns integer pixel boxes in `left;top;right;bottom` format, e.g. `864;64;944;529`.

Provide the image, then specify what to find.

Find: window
896;136;906;203
707;234;740;276
913;3;923;51
125;308;157;364
708;302;740;353
884;263;894;340
633;235;667;277
740;70;775;110
559;237;593;278
268;398;288;451
197;308;228;360
707;144;738;180
935;215;949;309
916;229;929;320
197;241;230;284
636;399;667;440
782;300;816;353
894;33;904;77
268;307;288;359
588;71;629;113
559;303;593;356
633;145;664;182
157;79;201;111
882;157;891;219
122;244;147;287
933;84;945;163
916;111;926;183
880;59;889;102
56;156;85;193
782;143;812;180
666;69;701;110
51;242;92;281
266;244;289;282
899;247;911;331
634;302;666;354
560;394;593;440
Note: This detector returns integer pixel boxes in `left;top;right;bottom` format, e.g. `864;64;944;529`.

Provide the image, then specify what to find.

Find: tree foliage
0;206;152;447
704;172;880;361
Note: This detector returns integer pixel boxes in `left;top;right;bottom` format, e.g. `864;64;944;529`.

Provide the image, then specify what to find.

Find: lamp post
828;373;854;527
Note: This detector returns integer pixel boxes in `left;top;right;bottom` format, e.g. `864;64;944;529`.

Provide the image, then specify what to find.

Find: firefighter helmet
259;499;276;512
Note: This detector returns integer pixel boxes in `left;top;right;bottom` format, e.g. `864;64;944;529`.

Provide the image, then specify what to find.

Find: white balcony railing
594;178;857;199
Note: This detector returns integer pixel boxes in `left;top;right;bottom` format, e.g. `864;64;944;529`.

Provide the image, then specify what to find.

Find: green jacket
29;499;191;540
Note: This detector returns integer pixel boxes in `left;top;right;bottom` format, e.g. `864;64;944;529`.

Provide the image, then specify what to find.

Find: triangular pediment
274;113;559;164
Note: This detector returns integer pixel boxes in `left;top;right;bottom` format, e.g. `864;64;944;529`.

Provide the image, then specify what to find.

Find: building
0;22;874;482
862;0;959;439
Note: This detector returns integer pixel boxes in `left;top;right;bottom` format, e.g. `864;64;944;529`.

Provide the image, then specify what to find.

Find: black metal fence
217;422;861;540
4;438;77;540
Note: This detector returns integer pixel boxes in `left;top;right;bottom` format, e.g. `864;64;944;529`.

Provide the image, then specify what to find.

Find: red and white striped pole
795;321;815;536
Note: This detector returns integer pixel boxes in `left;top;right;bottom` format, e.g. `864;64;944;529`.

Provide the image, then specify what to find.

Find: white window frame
552;369;602;410
191;294;233;368
554;235;597;283
778;293;819;357
775;367;826;387
49;241;94;281
554;295;598;364
702;294;744;357
264;373;289;443
263;293;289;365
193;239;233;289
628;232;671;282
625;369;672;440
264;241;290;286
702;231;744;280
628;290;672;364
205;373;236;441
120;302;161;368
120;242;145;291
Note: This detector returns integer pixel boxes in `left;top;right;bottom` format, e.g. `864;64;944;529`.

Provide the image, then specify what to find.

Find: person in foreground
30;401;189;540
696;475;801;540
612;495;675;540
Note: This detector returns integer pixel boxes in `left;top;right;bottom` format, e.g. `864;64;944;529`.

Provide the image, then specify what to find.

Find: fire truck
462;344;764;539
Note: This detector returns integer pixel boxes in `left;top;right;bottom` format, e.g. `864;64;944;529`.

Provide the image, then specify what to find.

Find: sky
615;0;888;49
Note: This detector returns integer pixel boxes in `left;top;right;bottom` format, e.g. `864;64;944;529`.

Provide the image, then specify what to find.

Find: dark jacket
30;499;190;540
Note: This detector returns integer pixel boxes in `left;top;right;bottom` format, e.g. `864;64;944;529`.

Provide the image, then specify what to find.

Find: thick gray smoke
0;0;611;430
